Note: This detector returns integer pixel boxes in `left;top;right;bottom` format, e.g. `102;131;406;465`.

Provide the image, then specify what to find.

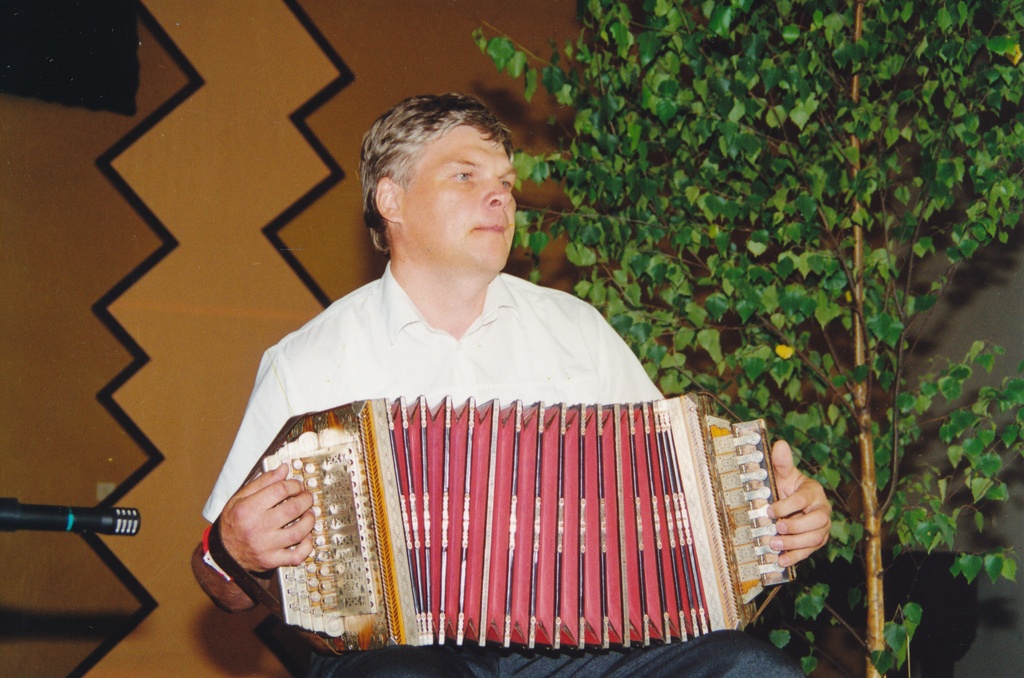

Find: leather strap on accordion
206;520;280;610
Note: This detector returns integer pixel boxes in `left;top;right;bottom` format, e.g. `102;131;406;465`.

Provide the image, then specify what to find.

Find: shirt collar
472;272;518;332
380;264;520;343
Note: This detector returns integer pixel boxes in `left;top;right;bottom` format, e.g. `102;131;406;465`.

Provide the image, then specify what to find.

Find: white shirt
203;265;661;520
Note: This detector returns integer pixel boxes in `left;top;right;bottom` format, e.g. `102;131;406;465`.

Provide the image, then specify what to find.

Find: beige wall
0;1;579;675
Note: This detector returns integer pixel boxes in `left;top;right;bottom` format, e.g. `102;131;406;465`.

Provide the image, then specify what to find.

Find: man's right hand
217;463;316;572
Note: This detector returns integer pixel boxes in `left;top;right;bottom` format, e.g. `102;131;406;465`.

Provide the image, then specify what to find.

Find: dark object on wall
813;552;979;677
885;551;979;678
0;0;139;115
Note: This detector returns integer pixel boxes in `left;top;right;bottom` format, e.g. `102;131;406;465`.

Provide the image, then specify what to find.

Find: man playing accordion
191;93;830;676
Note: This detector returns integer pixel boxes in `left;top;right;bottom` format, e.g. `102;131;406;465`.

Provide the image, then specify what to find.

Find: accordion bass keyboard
256;395;793;651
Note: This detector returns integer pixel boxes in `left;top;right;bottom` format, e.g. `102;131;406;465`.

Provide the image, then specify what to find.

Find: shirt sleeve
579;303;664;403
202;347;297;521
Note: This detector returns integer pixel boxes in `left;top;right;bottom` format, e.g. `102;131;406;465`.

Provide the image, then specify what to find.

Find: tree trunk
858;404;884;678
850;2;884;676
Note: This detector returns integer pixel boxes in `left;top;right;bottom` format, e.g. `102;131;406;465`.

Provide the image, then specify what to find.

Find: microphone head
110;507;141;535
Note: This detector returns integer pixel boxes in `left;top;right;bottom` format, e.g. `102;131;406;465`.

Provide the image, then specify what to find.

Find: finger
769;440;803;494
769;483;816;520
775;506;830;538
771;527;830;567
232;463;290;502
237;472;308;517
226;479;312;542
767;440;807;515
771;439;795;474
776;474;830;518
768;442;828;519
775;544;819;569
269;533;316;569
771;513;830;567
265;489;315;529
265;509;317;553
241;526;317;571
778;516;827;548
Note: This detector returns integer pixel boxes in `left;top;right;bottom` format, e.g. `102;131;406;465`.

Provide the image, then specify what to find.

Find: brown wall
0;1;579;675
6;3;1024;677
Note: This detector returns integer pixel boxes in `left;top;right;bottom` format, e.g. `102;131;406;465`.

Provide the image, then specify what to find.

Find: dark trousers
308;630;802;677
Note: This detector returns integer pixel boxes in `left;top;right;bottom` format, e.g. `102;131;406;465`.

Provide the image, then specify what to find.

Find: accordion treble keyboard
263;424;383;638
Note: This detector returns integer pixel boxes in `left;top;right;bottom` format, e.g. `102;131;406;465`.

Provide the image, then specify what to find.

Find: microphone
0;497;140;536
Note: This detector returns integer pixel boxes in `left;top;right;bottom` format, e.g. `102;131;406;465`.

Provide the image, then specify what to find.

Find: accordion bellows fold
248;394;794;652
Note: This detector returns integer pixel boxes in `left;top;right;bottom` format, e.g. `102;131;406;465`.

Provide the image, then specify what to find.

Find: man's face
381;125;517;283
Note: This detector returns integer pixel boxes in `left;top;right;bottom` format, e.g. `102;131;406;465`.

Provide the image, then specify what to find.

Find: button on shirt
203;265;661;520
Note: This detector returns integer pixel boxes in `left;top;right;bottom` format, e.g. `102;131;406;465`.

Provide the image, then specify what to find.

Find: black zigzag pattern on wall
66;533;159;678
80;2;202;676
87;1;353;675
262;0;354;309
93;0;200;508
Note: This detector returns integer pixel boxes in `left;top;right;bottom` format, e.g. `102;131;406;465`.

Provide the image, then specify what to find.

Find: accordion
217;395;793;652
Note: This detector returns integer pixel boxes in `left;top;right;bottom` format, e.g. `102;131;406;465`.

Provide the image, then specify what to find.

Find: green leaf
814;290;843;328
527;230;550;255
842;143;860;166
728;99;746;123
969;477;992;502
866;313;905;348
697;328;723;364
747;239;768;256
608;20;633;55
984;552;1006;583
988;36;1016;54
705;293;730;320
1004;378;1024;405
937;7;953;31
872;649;895;676
744;356;767;380
903;602;923;629
795;583;829;620
638;31;660;66
769;629;790;649
565;242;596;266
939;374;964;402
486;36;516;72
1004;556;1018;582
883;620;908;656
795;194;817;220
789;94;820;130
953;553;983;584
524;67;538;101
707;5;734;38
1000;424;1019;446
507;50;527;78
